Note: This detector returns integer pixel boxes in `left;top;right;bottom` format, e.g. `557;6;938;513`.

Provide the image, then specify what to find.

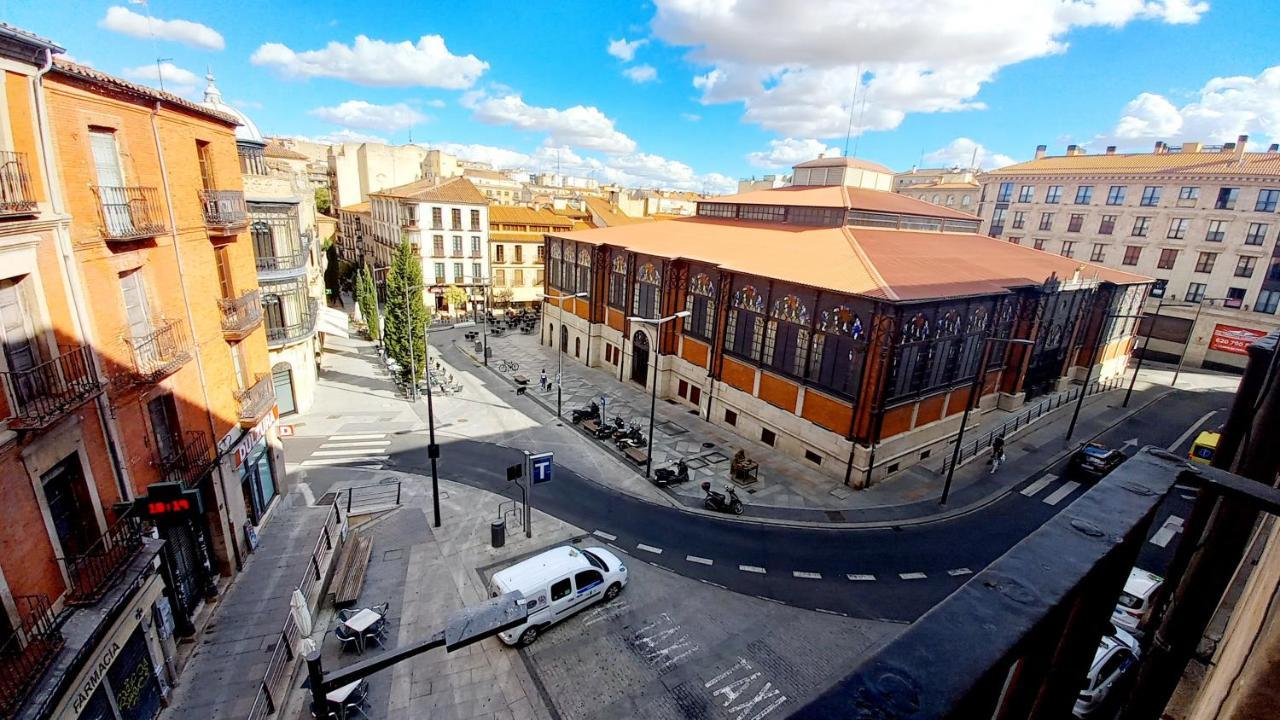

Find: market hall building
541;157;1152;485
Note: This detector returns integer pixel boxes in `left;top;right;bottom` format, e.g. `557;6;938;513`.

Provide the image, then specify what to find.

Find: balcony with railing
0;346;102;431
199;189;248;234
0;595;63;717
218;289;263;340
254;231;311;277
124;319;192;382
0;150;38;217
58;509;144;605
265;295;318;347
158;430;215;490
94;185;167;241
235;372;276;426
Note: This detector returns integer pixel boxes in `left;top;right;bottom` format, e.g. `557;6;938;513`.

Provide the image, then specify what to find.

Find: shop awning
316;306;350;338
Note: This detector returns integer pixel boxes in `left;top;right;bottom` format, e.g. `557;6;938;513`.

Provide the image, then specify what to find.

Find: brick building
0;26;276;719
542;159;1150;484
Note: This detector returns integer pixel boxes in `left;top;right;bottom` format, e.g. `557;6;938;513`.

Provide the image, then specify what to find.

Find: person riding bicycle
990;435;1007;472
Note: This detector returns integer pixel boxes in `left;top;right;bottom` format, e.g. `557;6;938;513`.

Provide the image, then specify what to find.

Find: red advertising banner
1208;324;1268;356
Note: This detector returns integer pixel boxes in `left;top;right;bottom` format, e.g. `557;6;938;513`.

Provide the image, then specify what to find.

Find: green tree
315;186;332;215
358;264;380;342
443;284;469;317
383;240;430;385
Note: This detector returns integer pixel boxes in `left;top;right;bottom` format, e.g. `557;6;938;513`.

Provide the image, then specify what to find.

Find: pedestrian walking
990;435;1006;474
540;369;548;392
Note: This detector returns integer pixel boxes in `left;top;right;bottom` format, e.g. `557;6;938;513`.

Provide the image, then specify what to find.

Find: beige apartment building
488;206;559;306
894;167;981;214
979;138;1280;372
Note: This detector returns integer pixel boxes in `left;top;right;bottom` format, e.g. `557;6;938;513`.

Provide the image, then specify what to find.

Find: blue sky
9;1;1280;193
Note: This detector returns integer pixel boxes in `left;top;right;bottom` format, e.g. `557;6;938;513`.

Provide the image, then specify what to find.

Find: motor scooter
615;423;646;449
653;459;689;487
701;481;744;515
570;401;600;424
595;417;624;440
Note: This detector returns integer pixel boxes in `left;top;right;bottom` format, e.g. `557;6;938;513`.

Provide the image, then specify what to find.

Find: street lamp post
477;277;492;367
1171;296;1232;389
1123;293;1170;407
941;335;1035;505
538;290;588;418
1065;299;1148;442
628;311;691;479
421;315;442;527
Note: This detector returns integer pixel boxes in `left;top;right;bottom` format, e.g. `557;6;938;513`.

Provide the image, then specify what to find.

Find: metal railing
235;372;276;425
255;234;312;273
158;430;214;490
0;150;37;216
59;508;144;605
265;297;318;346
939;375;1125;475
125;318;191;381
94;185;167;240
218;289;263;337
247;500;344;720
341;480;403;515
0;346;101;430
199;189;248;231
0;594;63;717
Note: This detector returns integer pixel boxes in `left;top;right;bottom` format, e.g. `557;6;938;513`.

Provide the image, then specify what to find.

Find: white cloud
746;138;841;168
251;35;488;88
653;0;1208;138
681;112;701;122
922;137;1016;169
309;100;427;132
293;129;390;145
426;99;447;108
463;92;637;154
99;6;224;50
623;65;659;83
1097;66;1280;149
122;62;201;96
233;98;264;110
608;37;648;62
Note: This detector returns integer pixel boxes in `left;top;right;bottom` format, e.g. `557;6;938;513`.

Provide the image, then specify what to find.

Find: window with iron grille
684;272;717;341
470;209;481;230
1195;252;1217;273
607;254;627;308
432;207;442;228
433;235;444;256
1123;246;1142;266
451;208;462;229
452;236;463;256
471;237;481;257
786;206;842;226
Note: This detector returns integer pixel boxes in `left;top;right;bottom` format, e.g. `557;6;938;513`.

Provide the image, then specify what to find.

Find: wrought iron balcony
94;185;167;241
0;346;102;431
158;430;215;490
0;150;38;217
59;509;144;605
218;289;263;340
235;372;276;426
255;233;312;275
199;189;248;234
125;318;192;382
0;594;63;717
266;296;318;347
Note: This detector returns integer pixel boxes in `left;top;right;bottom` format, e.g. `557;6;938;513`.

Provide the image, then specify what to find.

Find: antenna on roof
154;57;172;91
969;144;979;172
842;63;862;157
852;69;870;158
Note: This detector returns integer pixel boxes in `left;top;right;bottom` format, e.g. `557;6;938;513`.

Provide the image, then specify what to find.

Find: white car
1074;626;1140;718
1112;568;1163;634
491;545;627;647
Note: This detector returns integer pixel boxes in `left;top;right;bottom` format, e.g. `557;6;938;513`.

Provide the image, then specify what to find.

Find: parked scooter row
570;402;648;450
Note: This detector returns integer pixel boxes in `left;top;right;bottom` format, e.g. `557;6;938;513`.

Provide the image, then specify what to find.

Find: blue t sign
530;452;554;484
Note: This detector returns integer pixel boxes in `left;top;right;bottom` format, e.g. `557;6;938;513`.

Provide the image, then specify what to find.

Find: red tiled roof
371;176;488;204
50;58;240;126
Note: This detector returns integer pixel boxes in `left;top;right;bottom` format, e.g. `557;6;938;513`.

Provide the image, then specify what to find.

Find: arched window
561;241;577;293
549;240;562;289
962;195;972;206
607;253;627;308
946;194;956;205
763;294;812;377
932;194;941;204
683;272;717;341
808;304;864;397
576;247;592;299
723;285;765;360
631;261;660;318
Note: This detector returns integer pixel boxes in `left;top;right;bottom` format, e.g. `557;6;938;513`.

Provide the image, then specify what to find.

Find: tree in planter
383;240;430;385
443;284;469;319
358;264;380;342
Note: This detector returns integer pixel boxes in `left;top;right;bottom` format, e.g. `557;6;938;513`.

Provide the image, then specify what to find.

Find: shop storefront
135;483;214;638
240;439;277;525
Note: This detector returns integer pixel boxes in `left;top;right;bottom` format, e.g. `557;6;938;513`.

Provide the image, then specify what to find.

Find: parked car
1074;625;1141;718
1112;567;1164;635
490;545;627;647
1069;443;1126;480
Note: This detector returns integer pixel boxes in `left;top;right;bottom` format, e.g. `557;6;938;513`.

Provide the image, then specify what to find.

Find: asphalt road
286;385;1230;623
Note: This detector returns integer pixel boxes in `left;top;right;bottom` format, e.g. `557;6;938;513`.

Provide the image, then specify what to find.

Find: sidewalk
456;329;1180;525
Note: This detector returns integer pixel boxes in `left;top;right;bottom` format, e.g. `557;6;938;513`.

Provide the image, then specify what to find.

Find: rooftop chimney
1222;142;1236;153
1034;144;1047;160
1235;134;1248;161
1105;146;1116;155
1182;141;1203;153
1066;144;1079;156
1154;141;1167;154
1269;143;1279;153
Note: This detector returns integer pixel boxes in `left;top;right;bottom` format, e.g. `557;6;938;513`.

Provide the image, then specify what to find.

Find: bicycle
495;359;520;373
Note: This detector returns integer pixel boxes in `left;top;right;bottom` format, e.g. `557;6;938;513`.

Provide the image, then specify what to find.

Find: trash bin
475;341;483;353
485;347;493;359
491;519;506;548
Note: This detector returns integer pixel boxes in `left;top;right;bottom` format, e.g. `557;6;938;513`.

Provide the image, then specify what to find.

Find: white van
491;545;628;646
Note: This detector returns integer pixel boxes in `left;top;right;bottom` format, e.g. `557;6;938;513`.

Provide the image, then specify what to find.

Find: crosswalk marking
311;448;389;457
301;456;390;466
1021;475;1057;497
1043;481;1081;506
1149;515;1184;548
319;440;390;448
328;433;387;441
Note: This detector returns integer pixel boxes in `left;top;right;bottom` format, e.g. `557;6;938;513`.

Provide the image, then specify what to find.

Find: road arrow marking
1121;438;1140;452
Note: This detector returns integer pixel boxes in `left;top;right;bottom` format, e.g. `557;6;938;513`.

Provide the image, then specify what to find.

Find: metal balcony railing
218;289;263;339
158;430;215;490
125;318;192;381
200;189;248;233
0;594;63;717
59;509;144;605
0;150;38;216
94;185;167;240
0;346;101;430
235;372;276;425
266;297;318;346
255;233;312;273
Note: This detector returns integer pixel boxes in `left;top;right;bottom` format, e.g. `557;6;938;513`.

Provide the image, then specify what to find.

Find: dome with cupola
199;70;263;145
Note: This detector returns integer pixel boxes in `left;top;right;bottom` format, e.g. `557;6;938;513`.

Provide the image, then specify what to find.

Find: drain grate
826;510;845;522
657;420;688;436
702;451;729;465
685;457;710;470
315;492;338;506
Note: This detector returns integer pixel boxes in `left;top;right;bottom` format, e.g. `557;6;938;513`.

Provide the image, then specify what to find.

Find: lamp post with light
538;290;588;418
628;310;692;479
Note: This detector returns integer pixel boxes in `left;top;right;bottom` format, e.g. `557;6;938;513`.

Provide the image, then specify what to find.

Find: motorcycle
653;459;690;487
615;423;647;449
571;401;600;424
701;481;744;515
595;417;625;440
